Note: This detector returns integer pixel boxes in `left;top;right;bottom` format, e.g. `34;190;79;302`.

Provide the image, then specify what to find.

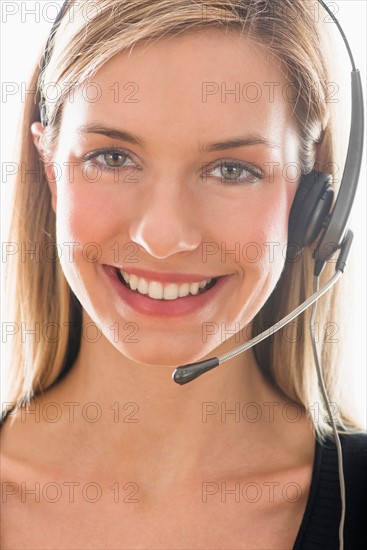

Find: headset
38;2;363;549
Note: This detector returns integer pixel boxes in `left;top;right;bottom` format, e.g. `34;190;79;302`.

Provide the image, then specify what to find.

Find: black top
1;405;366;549
293;430;367;549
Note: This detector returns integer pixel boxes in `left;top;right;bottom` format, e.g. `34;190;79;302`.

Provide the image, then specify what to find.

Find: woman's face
35;29;300;366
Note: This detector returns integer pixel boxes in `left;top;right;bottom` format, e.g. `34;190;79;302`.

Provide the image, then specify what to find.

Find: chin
108;337;222;370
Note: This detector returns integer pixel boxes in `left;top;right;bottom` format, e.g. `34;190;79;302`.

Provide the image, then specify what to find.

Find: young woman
1;1;366;548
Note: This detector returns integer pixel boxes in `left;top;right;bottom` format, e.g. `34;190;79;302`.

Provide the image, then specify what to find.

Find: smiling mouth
116;269;222;302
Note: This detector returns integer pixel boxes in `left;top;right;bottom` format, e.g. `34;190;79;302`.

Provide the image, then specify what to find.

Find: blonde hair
3;0;363;440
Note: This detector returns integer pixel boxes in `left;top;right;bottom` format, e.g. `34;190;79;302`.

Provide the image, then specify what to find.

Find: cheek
226;197;291;327
55;184;124;245
54;184;126;289
223;191;291;271
53;173;294;274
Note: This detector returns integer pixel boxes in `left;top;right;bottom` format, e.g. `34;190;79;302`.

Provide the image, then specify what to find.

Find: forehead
61;28;296;150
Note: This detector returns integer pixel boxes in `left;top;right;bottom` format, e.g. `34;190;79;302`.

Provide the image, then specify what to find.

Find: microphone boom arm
172;230;353;385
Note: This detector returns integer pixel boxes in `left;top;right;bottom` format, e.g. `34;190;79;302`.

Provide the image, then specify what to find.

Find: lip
112;266;222;284
102;265;234;317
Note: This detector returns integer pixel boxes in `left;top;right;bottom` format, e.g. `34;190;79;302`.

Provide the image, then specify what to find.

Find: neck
35;313;314;495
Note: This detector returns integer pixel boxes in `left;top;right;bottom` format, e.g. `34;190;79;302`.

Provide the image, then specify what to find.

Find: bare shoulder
0;386;81;498
0;392;82;550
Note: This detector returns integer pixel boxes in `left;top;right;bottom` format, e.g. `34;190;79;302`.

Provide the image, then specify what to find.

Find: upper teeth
120;270;213;300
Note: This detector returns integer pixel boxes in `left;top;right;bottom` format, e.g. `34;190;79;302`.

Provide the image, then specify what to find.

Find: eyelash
80;147;264;185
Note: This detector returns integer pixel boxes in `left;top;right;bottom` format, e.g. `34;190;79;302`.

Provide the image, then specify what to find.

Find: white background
1;1;366;427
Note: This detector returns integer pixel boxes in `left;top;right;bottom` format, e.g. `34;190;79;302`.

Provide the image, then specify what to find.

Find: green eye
206;160;263;185
104;152;127;168
81;148;137;174
220;162;244;180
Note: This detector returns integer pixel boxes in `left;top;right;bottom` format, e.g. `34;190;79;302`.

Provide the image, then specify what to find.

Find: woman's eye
205;161;263;185
81;150;263;186
81;149;137;173
102;151;129;168
95;151;135;170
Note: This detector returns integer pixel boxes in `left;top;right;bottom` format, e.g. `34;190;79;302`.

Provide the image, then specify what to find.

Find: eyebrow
76;124;280;152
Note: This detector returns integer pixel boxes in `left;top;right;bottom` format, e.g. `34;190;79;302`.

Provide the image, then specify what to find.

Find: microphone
172;230;353;385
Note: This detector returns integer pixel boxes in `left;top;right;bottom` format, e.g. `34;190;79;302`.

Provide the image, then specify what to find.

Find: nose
128;178;202;259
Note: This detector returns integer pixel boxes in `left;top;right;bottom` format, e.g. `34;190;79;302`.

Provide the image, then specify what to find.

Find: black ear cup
287;170;334;258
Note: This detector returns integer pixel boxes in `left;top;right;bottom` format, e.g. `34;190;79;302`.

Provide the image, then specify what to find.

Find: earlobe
30;122;57;213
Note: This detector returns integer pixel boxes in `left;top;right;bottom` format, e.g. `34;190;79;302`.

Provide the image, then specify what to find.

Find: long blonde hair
3;0;363;439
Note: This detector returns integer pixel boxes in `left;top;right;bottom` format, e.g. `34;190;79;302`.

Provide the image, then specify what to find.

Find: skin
2;29;316;547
